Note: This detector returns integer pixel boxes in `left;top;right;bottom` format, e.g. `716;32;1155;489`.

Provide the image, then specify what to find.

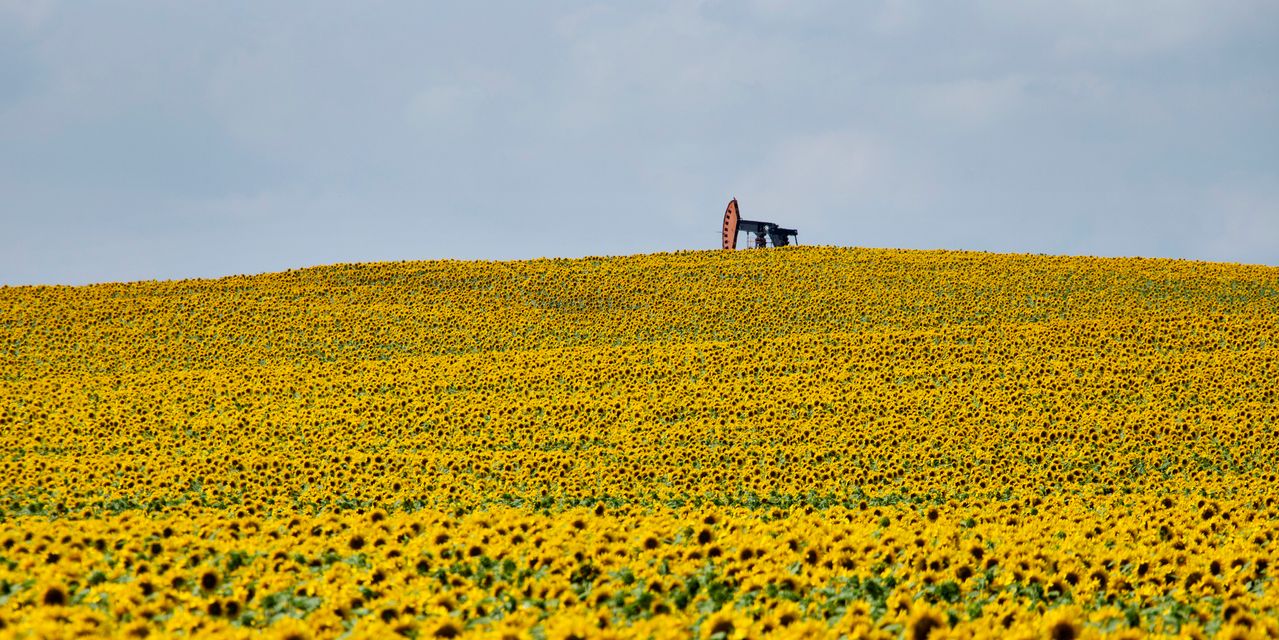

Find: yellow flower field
1;246;1277;638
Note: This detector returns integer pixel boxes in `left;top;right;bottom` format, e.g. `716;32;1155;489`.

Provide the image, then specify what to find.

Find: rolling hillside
2;247;1277;638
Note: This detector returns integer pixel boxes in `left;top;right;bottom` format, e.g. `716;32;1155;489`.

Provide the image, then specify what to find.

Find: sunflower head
430;619;462;639
906;602;947;640
703;609;741;639
1040;606;1085;640
41;585;68;607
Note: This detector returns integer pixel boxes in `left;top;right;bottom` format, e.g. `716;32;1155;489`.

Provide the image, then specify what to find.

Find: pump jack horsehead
720;198;798;250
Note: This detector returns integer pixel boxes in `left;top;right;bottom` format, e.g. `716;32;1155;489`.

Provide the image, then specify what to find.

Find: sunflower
40;584;68;607
1040;606;1084;640
906;602;947;640
702;608;745;639
763;601;804;630
121;620;152;638
428;618;463;639
543;613;599;640
268;616;314;640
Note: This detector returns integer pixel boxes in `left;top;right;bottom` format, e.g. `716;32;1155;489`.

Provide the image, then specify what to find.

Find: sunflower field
1;247;1277;639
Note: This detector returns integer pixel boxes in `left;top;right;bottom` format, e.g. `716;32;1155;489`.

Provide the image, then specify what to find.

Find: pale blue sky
2;1;1276;285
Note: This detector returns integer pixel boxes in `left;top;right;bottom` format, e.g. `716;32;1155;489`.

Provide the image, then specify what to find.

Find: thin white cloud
870;0;922;35
736;130;894;232
979;0;1270;58
1202;186;1279;265
0;0;54;32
